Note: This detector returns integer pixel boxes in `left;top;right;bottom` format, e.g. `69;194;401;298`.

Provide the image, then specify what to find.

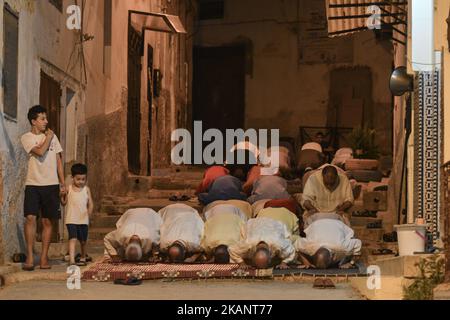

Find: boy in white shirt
20;105;65;271
61;164;94;266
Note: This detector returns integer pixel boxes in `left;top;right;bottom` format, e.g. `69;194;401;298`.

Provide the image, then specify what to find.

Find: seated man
103;208;162;262
198;168;247;206
159;204;204;263
243;165;261;195
294;213;362;269
247;175;290;204
229;217;296;269
302;165;354;227
201;204;247;263
257;207;300;242
203;199;253;220
195;165;229;195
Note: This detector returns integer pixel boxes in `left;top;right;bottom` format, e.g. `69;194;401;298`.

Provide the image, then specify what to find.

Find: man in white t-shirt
20;105;65;271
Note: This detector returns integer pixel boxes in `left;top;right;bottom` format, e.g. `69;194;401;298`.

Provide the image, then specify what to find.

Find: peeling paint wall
194;0;393;154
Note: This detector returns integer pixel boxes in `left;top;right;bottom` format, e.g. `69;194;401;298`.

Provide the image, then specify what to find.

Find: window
49;0;63;13
3;4;19;119
199;0;224;20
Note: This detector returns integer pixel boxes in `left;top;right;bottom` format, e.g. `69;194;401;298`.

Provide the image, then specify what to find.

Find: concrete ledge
350;276;413;300
370;254;444;278
433;283;450;300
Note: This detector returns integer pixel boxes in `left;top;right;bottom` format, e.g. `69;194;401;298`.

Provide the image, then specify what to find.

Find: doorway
127;26;143;175
193;46;246;134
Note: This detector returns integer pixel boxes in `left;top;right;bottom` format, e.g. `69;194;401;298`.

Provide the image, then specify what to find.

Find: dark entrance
127;26;143;175
39;71;62;243
147;45;154;176
193;46;246;134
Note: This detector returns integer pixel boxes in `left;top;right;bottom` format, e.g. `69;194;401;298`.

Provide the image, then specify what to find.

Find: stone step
151;177;200;190
353;226;384;242
89;228;113;241
100;198;203;216
368;254;444;278
90;214;120;228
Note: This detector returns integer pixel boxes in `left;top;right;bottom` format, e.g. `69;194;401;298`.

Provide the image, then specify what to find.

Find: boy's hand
45;129;54;138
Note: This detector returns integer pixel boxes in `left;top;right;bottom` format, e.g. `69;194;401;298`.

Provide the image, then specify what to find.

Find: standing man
20;105;65;270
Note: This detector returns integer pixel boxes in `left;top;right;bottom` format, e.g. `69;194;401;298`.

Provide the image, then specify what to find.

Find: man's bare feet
275;262;289;270
339;262;354;269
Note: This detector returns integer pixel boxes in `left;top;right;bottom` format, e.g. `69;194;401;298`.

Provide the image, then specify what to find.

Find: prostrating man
247;175;290;204
201;204;247;263
302;165;354;227
195;165;229;195
197;169;248;206
294;213;362;269
229;217;296;270
256;207;300;242
103;208;162;263
159;204;204;263
203;199;253;220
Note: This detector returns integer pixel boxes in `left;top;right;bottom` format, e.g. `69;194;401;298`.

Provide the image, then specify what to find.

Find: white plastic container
394;224;427;256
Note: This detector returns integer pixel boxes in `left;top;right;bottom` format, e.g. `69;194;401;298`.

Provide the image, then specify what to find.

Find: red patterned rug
82;263;267;281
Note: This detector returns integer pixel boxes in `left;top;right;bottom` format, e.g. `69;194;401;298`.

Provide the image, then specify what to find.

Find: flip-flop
372;248;394;255
313;278;325;289
367;221;382;229
322;278;336;289
179;195;191;201
22;264;35;271
76;260;87;266
114;277;142;286
169;195;179;202
39;265;52;270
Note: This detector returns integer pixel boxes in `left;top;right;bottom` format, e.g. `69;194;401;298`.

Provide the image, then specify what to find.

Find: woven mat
82;263;266;281
82;263;367;282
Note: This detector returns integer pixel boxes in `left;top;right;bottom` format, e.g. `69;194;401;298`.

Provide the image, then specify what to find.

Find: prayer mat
273;267;367;277
82;263;268;282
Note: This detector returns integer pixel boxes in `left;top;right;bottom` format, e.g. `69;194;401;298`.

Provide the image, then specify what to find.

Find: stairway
89;167;205;241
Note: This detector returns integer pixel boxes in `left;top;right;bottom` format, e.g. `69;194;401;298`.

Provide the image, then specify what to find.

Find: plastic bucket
394;224;427;256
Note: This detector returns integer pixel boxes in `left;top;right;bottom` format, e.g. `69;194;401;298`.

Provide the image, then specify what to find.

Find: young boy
21;105;65;271
61;163;94;266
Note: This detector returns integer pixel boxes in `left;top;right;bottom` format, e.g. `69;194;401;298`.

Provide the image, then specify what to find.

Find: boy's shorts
66;224;89;242
24;185;61;219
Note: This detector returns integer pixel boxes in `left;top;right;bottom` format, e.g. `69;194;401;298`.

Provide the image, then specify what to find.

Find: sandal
169;195;179;202
76;259;87;266
322;278;336;289
39;265;52;270
114;277;143;286
352;210;377;218
22;264;35;271
179;195;191;202
367;221;382;229
372;249;394;255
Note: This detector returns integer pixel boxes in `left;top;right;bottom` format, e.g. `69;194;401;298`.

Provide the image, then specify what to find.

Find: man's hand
45;128;54;139
148;256;160;263
275;262;289;270
110;255;122;263
308;208;319;215
238;262;250;269
60;184;67;195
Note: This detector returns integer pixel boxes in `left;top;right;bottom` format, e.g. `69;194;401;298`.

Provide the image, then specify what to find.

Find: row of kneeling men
103;202;362;270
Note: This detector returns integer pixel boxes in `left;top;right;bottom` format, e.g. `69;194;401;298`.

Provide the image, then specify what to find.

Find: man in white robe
159;204;204;263
294;213;362;269
103;208;162;262
229;217;296;270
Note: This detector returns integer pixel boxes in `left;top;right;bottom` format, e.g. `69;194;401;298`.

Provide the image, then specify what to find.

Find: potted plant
345;126;380;171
